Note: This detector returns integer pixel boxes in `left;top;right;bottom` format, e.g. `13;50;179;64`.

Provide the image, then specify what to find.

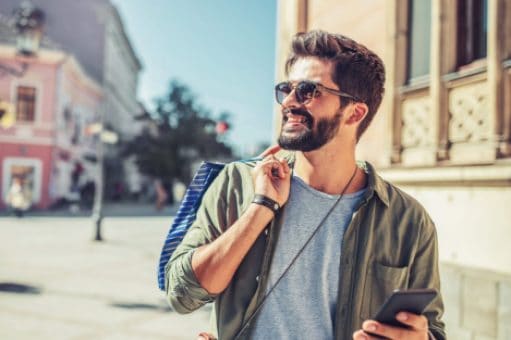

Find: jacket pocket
360;261;410;321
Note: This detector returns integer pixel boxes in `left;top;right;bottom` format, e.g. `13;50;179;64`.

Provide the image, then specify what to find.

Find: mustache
282;108;313;122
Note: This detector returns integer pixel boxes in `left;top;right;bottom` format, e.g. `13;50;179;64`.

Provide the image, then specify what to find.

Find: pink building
0;23;103;209
0;0;145;210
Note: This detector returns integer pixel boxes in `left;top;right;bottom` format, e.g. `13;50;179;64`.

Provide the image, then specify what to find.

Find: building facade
96;2;145;197
0;0;144;209
276;0;511;338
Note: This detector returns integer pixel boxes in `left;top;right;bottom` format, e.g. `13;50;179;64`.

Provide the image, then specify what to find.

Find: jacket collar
358;161;389;207
278;150;389;207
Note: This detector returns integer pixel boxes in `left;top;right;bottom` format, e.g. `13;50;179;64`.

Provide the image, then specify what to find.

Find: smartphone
373;288;438;328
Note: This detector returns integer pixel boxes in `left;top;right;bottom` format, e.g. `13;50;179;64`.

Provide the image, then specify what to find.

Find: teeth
287;117;306;123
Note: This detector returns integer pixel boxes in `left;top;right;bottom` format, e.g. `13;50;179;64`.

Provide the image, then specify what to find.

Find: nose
280;88;300;109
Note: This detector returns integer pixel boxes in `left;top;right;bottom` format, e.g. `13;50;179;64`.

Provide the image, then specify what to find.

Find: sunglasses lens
296;81;317;103
275;82;292;104
275;81;318;104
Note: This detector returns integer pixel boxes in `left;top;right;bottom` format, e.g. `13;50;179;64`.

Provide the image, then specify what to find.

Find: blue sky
111;0;278;156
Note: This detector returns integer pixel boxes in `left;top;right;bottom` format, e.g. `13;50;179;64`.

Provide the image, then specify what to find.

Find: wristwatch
252;194;280;214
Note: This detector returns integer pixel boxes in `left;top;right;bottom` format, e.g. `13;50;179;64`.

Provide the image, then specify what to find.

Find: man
165;30;445;340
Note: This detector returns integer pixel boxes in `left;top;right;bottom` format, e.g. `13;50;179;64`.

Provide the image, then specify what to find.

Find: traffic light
0;101;15;128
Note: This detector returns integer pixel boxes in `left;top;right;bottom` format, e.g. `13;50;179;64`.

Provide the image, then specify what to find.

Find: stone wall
441;263;511;340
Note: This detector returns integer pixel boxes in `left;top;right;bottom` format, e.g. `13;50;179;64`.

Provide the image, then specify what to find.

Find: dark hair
285;30;385;140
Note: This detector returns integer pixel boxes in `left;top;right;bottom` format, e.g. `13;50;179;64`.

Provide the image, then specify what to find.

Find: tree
124;80;234;199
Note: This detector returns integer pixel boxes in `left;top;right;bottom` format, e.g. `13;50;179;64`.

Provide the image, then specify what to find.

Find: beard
278;108;342;152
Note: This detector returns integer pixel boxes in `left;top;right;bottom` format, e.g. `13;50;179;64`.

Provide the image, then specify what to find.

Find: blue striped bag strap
157;158;260;291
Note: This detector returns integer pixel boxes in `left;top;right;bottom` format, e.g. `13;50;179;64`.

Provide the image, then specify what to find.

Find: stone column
273;0;308;139
430;0;441;162
388;0;408;164
488;0;505;157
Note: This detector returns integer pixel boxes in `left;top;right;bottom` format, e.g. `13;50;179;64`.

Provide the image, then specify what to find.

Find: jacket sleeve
164;166;232;314
409;214;446;340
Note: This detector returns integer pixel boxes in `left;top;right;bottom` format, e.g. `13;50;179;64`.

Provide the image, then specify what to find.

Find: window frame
456;0;488;70
406;0;433;84
15;86;37;122
10;80;42;125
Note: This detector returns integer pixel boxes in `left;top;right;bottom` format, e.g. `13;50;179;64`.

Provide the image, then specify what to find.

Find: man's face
277;57;347;152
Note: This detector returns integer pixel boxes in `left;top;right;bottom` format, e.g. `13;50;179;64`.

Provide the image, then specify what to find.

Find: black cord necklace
234;165;359;339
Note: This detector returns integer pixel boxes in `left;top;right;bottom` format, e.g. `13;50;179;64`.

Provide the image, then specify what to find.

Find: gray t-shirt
249;174;366;340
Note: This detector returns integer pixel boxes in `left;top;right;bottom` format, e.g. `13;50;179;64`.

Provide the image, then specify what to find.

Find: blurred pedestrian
154;179;168;211
6;177;32;217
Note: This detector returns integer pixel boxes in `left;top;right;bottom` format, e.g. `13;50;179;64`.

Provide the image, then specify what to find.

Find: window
456;0;488;68
407;0;432;82
2;157;42;204
15;86;37;122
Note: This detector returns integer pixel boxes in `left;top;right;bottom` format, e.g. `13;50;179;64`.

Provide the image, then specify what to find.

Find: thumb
258;144;281;158
197;332;216;340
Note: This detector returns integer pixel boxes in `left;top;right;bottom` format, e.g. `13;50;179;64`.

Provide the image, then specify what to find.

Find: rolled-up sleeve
166;248;217;313
164;166;231;313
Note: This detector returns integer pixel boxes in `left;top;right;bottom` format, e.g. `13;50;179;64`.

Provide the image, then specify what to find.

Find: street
0;215;210;340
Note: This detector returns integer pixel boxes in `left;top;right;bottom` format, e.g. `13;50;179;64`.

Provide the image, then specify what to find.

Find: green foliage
124;80;234;186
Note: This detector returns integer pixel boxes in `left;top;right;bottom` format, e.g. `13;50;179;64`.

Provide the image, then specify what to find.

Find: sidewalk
0;202;179;218
0;216;210;339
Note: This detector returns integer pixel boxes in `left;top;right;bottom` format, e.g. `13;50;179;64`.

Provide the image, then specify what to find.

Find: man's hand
197;332;216;340
190;145;290;295
257;144;282;159
353;312;429;340
252;145;291;207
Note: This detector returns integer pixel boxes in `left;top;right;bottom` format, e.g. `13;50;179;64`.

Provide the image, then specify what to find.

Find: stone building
275;1;510;338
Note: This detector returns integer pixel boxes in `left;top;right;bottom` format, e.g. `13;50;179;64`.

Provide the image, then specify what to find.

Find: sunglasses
275;80;360;105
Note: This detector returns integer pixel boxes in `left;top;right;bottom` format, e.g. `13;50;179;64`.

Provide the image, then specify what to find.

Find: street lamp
12;1;45;56
0;1;44;78
87;123;118;241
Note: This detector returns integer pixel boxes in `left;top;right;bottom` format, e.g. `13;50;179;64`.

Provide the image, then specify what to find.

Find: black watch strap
252;194;280;214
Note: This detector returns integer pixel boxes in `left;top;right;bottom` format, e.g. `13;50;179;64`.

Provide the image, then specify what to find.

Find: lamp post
92;122;105;241
88;123;118;241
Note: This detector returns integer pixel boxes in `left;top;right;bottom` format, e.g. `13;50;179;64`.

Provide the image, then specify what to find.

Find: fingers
352;329;379;340
355;314;428;340
254;154;289;179
258;144;281;158
280;158;290;176
265;157;284;179
252;153;292;207
361;320;407;339
396;312;428;330
360;316;429;339
267;155;289;179
197;332;216;340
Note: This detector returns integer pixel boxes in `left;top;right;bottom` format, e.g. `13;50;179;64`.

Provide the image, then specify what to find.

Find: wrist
247;201;275;225
252;194;280;214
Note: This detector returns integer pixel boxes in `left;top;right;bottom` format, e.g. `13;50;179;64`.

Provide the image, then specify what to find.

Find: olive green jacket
165;155;445;340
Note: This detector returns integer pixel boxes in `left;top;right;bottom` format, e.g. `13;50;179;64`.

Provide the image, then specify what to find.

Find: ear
344;102;368;125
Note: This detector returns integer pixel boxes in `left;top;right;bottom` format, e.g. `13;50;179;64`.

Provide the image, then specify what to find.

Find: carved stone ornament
448;82;490;144
401;95;433;148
